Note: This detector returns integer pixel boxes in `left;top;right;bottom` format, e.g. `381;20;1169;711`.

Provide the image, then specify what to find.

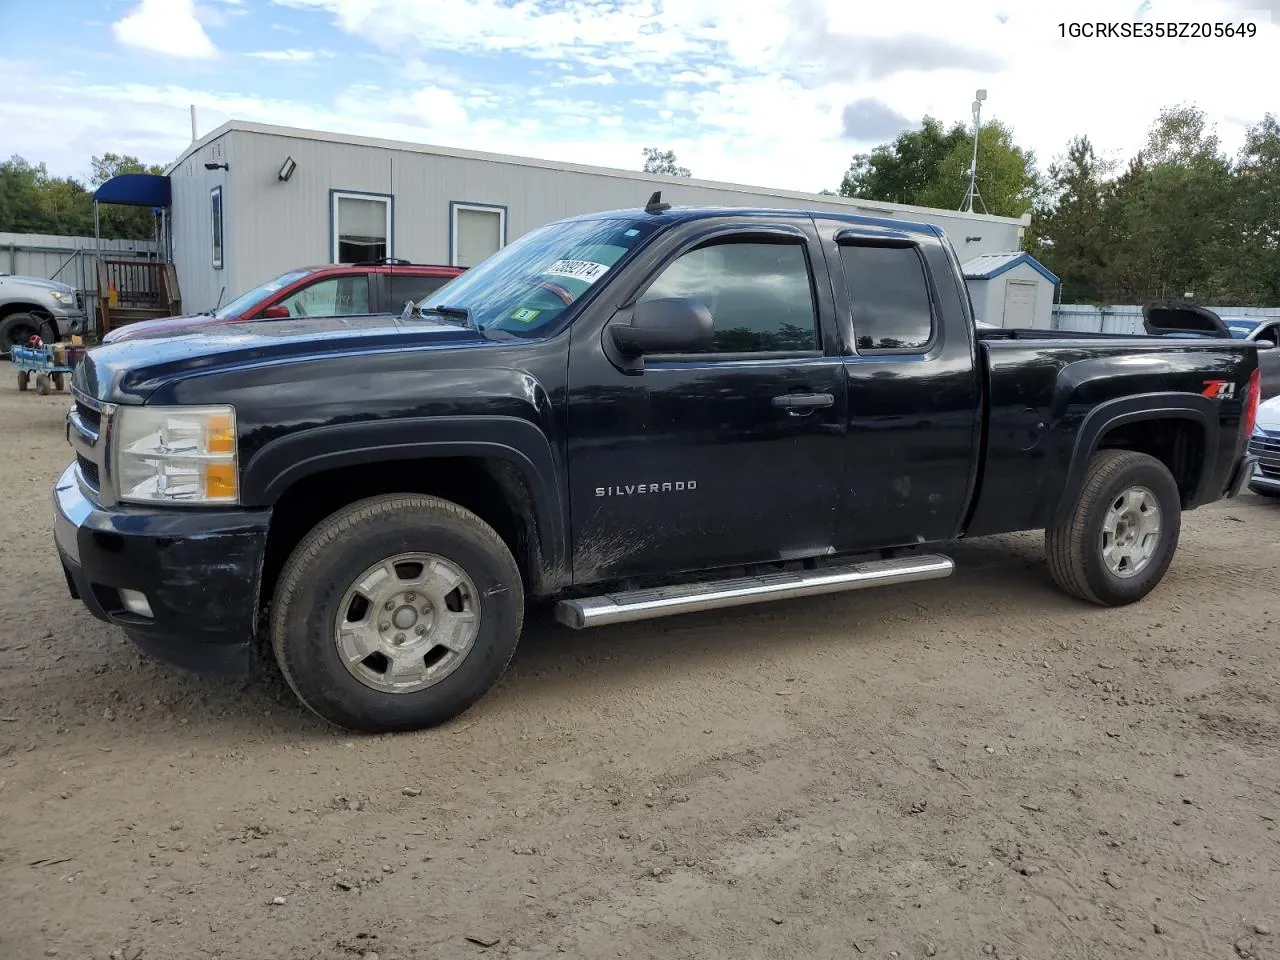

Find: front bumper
50;310;86;338
53;463;271;675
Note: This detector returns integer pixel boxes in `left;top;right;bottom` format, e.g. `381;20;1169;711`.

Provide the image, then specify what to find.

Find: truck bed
965;334;1257;538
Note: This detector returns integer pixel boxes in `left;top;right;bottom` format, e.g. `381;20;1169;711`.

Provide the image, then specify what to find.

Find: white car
1248;394;1280;498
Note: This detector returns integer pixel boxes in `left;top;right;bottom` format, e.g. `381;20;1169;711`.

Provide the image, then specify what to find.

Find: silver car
1247;394;1280;498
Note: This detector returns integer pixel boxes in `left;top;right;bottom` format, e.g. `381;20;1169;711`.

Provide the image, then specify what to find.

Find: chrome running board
554;554;954;629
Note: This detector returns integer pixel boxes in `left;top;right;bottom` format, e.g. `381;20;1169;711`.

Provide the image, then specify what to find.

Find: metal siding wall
169;132;234;314
176;131;1026;298
1052;303;1280;333
0;232;161;332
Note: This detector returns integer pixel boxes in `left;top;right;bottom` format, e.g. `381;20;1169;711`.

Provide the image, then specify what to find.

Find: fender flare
241;415;568;574
1051;392;1219;526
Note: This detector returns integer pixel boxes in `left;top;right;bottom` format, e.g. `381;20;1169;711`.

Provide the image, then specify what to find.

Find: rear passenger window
839;244;934;352
390;274;450;308
640;241;819;353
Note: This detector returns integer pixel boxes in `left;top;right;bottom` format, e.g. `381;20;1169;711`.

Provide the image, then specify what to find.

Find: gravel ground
1;380;1279;960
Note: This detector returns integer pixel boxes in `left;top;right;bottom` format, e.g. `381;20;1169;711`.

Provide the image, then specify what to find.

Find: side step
554;554;954;630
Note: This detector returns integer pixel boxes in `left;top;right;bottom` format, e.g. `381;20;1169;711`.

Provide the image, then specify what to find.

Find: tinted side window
389;274;450;308
839;244;934;352
640;241;818;353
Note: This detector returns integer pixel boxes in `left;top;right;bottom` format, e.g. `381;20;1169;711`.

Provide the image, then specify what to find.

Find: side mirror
262;304;290;320
610;297;714;357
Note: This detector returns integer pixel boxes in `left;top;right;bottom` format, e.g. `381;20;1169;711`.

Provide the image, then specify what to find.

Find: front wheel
270;494;524;733
1046;450;1181;606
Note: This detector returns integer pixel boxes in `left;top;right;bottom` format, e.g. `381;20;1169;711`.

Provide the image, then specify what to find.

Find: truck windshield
213;270;313;319
412;218;660;336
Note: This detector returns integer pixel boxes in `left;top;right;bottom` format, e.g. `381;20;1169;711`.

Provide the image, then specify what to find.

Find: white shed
963;253;1059;329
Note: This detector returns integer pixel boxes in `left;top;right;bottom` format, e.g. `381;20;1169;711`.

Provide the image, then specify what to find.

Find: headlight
50;290;75;305
113;405;239;505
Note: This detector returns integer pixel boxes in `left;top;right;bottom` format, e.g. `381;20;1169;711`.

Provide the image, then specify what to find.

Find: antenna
960;89;988;215
644;190;671;214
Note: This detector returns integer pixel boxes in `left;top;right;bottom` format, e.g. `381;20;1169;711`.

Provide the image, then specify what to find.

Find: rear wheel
51;372;65;391
270;494;524;733
17;370;29;391
34;373;50;395
1046;450;1181;606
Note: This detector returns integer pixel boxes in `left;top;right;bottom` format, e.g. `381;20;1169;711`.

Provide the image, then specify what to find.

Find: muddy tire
17;370;29;391
35;373;50;396
51;372;65;391
270;494;524;733
1046;450;1181;606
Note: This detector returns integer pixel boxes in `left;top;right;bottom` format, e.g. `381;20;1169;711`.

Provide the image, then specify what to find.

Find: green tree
641;147;691;177
1224;113;1280;304
915;120;1040;217
1027;136;1114;303
838;116;969;203
0;153;162;240
1111;105;1235;302
838;116;1039;218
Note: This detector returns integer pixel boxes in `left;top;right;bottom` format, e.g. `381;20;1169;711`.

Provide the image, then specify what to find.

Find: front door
566;222;847;584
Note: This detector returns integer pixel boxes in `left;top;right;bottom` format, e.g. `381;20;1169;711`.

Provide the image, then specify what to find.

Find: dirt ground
2;382;1279;960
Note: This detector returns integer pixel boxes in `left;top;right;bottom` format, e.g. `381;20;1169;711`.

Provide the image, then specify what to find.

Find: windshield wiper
418;304;473;329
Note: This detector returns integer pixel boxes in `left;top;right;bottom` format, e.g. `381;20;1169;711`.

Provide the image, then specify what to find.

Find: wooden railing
95;259;181;335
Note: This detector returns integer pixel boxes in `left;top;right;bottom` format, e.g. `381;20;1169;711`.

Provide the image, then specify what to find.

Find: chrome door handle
772;393;835;409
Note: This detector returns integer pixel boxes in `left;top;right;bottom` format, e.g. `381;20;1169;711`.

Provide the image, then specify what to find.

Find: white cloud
245;48;332;61
9;0;1280;198
112;0;219;59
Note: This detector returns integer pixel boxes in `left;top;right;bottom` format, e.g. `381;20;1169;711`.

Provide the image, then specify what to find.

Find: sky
1;0;1277;194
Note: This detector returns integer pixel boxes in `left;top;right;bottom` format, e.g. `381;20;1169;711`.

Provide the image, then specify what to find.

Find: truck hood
74;314;489;403
102;312;221;343
0;275;75;294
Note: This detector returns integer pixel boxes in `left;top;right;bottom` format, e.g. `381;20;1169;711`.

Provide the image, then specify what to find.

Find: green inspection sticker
510;307;541;323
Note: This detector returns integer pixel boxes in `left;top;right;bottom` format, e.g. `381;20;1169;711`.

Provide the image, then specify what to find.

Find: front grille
1248;432;1280;478
75;397;101;432
76;454;100;490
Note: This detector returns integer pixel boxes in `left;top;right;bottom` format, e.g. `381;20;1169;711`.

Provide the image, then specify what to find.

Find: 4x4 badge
1201;379;1237;400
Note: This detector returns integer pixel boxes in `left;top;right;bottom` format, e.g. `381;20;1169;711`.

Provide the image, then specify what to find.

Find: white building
962;252;1059;329
166;120;1032;314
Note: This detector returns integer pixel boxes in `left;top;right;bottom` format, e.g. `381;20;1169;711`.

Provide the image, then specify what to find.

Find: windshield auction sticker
543;260;610;284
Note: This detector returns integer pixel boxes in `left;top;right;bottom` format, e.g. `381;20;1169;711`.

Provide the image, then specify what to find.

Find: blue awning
93;173;172;208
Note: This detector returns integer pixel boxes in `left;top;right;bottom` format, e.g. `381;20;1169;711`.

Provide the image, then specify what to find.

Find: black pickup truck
55;202;1261;732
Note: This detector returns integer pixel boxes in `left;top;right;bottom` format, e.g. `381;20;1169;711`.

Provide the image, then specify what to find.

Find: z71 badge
1201;379;1237;400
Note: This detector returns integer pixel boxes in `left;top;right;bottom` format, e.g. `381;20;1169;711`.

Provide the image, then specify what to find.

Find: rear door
815;221;981;552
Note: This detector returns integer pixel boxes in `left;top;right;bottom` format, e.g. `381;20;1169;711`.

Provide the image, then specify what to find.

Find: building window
331;191;392;263
210;186;223;270
450;202;507;268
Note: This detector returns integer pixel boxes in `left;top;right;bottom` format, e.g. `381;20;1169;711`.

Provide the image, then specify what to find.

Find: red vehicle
101;260;465;344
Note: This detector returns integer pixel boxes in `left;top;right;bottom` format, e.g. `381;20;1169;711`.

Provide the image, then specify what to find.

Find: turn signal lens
204;462;238;500
206;412;236;454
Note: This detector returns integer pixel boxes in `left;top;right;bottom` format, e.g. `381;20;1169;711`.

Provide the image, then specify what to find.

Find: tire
35;373;49;395
0;312;43;354
17;370;29;391
270;494;524;733
51;372;64;391
1045;450;1181;607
